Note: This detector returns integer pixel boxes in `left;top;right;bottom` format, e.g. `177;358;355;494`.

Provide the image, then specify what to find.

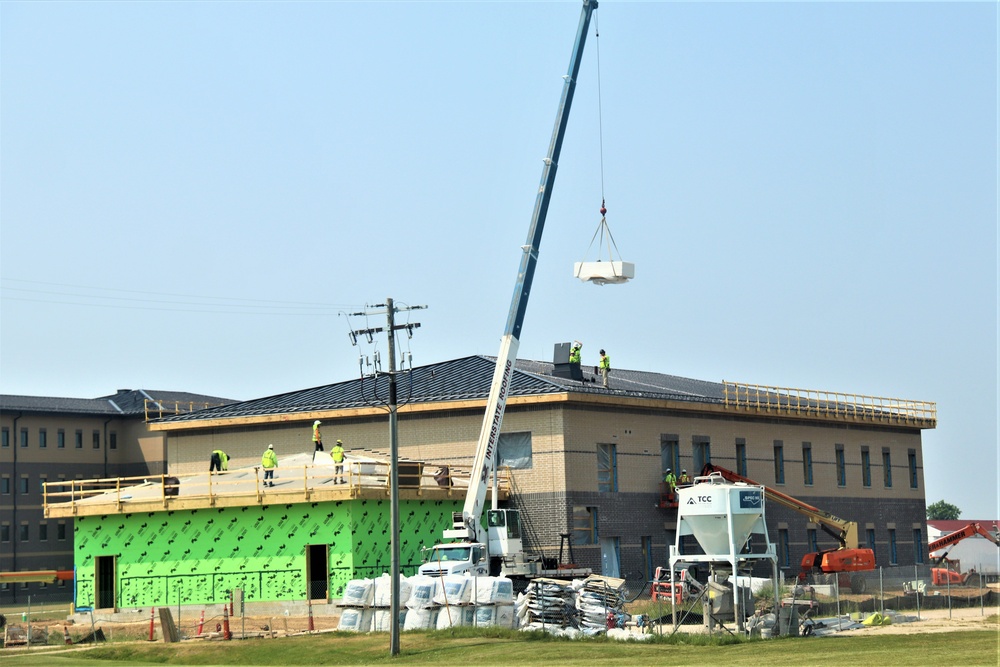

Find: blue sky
1;1;996;519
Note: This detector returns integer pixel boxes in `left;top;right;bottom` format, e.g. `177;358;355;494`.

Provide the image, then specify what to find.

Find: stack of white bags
338;573;515;632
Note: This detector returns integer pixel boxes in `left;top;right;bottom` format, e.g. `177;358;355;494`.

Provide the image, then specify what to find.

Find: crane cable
583;11;625;265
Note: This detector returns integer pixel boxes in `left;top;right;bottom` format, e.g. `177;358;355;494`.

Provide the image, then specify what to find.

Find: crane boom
928;522;1000;556
445;0;599;544
700;463;875;580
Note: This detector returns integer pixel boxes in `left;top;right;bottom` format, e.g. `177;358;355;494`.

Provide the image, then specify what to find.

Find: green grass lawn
3;627;998;667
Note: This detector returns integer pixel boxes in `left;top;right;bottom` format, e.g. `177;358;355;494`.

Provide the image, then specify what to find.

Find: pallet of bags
341;577;375;607
338;607;373;632
577;575;627;633
431;574;473;606
402;606;438;631
522;578;579;630
435;605;476;629
371;608;407;633
406;574;438;609
473;576;514;605
372;573;412;607
475;604;516;628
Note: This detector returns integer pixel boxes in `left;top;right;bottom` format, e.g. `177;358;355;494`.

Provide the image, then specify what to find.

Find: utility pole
348;297;426;657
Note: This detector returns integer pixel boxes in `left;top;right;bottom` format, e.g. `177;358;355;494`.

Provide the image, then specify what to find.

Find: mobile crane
700;464;875;593
418;0;598;585
928;522;1000;586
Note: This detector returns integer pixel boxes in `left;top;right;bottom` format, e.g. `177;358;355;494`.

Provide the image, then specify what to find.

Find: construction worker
598;349;611;388
312;420;324;453
261;444;278;487
664;468;677;494
331;439;345;484
569;341;582;364
678;469;691;486
209;450;229;472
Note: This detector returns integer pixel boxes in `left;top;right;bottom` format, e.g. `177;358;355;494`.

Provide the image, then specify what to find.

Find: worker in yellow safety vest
664;468;677;493
598;349;611;388
678;469;691;486
312;420;324;452
569;341;582;364
332;439;345;485
261;444;278;487
209;450;229;472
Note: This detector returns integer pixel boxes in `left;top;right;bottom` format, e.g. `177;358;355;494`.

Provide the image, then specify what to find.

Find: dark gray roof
152;355;727;424
0;389;235;417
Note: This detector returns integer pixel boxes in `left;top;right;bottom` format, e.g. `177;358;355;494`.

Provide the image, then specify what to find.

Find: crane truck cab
418;542;489;578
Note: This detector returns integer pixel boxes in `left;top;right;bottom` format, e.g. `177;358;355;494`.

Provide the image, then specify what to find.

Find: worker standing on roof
262;444;278;487
312;420;324;453
332;439;346;484
570;341;582;364
209;450;229;473
598;349;611;388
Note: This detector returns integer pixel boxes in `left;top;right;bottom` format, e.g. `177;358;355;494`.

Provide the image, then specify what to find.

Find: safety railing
143;399;229;421
722;381;936;426
43;462;510;516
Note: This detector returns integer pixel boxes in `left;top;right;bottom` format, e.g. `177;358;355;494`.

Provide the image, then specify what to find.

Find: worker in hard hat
262;444;278;487
598;349;611;388
332;439;346;484
312;420;324;453
569;341;582;365
664;468;677;493
678;469;691;486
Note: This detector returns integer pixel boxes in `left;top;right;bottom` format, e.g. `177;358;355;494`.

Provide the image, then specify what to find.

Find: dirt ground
844;605;999;635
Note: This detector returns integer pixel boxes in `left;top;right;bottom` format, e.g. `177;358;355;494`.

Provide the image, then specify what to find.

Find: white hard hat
314;420;321;425
268;444;274;449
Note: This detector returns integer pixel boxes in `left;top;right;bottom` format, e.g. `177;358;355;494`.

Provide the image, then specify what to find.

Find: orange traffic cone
148;607;156;641
63;625;72;645
197;609;205;636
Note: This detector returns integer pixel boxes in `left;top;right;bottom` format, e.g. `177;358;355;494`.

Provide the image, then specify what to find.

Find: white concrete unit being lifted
669;472;779;633
573;260;635;285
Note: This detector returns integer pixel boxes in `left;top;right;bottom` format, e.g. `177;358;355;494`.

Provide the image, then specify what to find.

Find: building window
19;476;29;495
882;449;892;488
39;428;47;448
773;441;785;485
693;437;711;472
57;429;65;449
19;524;29;542
908;449;918;489
1;427;8;448
75;430;83;449
0;477;9;495
660;435;680;475
836;445;846;487
0;524;9;543
39;523;48;542
778;529;790;567
866;528;876;551
109;432;118;450
498;432;532;469
889;529;898;565
57;523;67;541
572;506;599;545
39;475;47;494
641;536;654;582
20;428;28;448
808;528;818;553
92;430;101;449
735;438;748;476
913;529;923;564
861;447;872;487
802;443;813;486
597;443;618;493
